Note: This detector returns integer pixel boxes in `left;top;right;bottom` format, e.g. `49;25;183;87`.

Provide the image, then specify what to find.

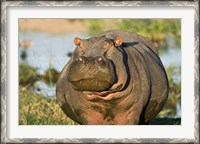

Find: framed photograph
1;1;199;143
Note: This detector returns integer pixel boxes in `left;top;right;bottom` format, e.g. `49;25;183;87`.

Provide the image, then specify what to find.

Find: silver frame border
1;1;199;143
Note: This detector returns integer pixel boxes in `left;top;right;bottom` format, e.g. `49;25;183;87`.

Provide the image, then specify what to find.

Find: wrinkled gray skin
56;30;169;125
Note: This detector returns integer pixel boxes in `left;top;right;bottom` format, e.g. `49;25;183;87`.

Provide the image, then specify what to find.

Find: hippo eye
79;56;84;62
114;37;122;47
74;37;81;46
96;56;103;62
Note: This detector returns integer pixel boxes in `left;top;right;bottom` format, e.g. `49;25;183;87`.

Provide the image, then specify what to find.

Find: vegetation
19;63;60;87
40;67;60;85
87;19;181;52
19;63;38;86
19;87;76;125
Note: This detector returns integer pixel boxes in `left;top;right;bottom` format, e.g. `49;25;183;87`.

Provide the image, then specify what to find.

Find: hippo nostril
96;56;103;62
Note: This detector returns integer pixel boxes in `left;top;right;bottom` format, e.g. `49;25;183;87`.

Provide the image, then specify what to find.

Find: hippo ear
74;37;81;46
114;37;122;47
104;41;112;49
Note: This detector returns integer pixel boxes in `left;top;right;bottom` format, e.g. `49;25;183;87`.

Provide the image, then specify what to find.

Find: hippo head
68;36;123;92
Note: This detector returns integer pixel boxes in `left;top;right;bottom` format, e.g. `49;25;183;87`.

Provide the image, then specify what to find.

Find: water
160;48;181;68
34;81;56;98
19;31;181;97
174;103;181;118
19;31;88;74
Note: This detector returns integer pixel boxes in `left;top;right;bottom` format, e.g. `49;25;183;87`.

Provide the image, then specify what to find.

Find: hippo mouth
70;78;114;92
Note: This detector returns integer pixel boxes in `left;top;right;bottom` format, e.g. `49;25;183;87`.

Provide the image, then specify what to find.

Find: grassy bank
19;87;77;125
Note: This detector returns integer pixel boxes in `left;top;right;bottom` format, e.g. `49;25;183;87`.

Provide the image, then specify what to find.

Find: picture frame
1;1;199;143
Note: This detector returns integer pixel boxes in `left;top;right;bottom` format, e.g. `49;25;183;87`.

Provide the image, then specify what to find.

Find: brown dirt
19;19;89;34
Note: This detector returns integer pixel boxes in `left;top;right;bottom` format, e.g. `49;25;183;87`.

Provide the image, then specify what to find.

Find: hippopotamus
56;30;169;125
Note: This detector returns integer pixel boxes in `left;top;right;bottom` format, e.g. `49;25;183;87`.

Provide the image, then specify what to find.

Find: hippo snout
75;56;104;64
68;55;117;92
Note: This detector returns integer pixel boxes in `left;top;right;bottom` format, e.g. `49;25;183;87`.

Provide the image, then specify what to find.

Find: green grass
19;87;77;125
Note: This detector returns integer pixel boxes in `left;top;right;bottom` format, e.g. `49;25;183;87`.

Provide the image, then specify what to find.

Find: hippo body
56;30;169;125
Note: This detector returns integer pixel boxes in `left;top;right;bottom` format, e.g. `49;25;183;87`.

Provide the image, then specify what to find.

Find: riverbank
19;19;89;34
